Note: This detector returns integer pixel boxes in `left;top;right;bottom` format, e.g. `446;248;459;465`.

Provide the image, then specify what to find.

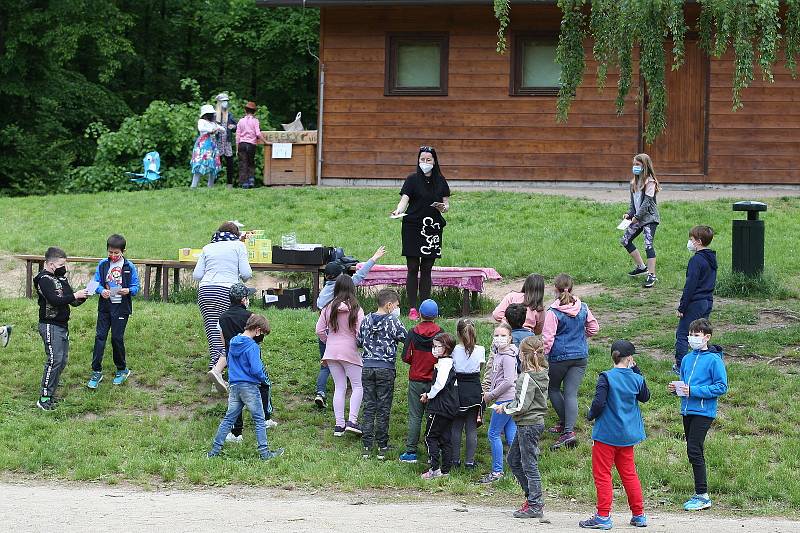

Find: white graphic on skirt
420;217;441;256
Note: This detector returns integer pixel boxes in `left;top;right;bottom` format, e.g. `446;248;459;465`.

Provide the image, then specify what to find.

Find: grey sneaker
643;273;657;288
261;448;285;460
362;447;372;459
514;506;544;519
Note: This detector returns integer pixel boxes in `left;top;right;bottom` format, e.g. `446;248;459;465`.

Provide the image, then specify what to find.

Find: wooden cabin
258;0;800;186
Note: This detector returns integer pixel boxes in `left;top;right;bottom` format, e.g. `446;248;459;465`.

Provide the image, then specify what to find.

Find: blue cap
419;299;438;319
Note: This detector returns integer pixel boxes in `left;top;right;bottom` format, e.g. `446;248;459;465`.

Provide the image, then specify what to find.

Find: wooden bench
14;255;326;307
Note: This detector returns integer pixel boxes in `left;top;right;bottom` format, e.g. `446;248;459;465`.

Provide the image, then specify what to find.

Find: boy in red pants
580;340;650;530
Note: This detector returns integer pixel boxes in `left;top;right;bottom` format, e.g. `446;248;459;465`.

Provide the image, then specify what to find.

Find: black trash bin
732;201;767;275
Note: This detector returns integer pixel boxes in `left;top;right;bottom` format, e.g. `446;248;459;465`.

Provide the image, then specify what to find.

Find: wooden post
263;144;271;186
461;289;471;316
153;267;161;300
143;265;151;300
25;260;33;298
312;267;321;310
161;266;170;301
173;268;180;291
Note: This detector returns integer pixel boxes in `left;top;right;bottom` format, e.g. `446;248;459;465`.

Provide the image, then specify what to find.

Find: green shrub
66;78;273;193
716;270;796;299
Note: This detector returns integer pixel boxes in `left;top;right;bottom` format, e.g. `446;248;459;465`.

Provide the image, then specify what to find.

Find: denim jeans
488;400;517;473
508;424;545;509
361;367;396;448
315;339;330;397
211;382;270;457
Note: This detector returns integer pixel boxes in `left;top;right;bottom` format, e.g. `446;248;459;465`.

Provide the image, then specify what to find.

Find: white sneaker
0;325;11;348
265;419;278;429
225;432;243;444
207;370;228;394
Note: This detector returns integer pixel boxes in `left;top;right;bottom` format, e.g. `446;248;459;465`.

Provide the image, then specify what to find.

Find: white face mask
687;239;697;252
432;346;444;357
632;165;643;175
390;307;401;318
492;335;510;349
687;335;705;350
220;101;229;109
419;162;434;174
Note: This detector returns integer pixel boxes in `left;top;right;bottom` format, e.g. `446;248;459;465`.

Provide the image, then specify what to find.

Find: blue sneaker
87;371;103;389
112;369;131;385
399;452;418;463
683;494;712;511
579;514;613;530
630;514;648;527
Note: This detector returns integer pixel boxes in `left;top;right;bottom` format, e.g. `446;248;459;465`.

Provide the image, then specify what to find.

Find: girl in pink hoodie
541;273;599;450
316;276;365;437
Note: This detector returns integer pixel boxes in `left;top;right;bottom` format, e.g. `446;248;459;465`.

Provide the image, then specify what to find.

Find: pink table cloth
356;264;502;293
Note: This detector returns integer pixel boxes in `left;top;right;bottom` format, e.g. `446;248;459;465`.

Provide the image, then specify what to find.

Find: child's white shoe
225;432;243;444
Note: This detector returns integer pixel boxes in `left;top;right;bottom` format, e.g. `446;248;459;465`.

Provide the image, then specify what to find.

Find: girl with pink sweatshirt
316;275;365;437
492;273;546;334
479;323;520;483
541;273;599;451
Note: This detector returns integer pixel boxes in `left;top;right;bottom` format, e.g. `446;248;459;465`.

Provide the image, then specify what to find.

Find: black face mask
253;334;265;344
53;266;67;277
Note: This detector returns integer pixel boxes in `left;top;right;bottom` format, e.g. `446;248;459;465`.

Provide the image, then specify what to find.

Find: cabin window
385;33;449;96
511;34;561;96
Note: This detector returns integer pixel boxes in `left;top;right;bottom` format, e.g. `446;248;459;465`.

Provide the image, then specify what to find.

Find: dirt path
2;481;798;532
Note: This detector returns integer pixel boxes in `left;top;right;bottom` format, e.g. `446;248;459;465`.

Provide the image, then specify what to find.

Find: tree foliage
494;0;800;142
0;0;319;196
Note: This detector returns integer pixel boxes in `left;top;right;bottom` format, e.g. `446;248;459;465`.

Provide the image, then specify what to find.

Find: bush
715;270;796;300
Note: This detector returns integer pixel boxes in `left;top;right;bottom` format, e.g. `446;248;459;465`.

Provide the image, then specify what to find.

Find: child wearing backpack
579;340;650;530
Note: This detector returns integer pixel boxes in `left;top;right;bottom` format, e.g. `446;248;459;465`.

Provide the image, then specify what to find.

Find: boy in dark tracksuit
399;299;442;463
35;247;89;410
675;226;717;369
357;289;407;459
88;234;140;388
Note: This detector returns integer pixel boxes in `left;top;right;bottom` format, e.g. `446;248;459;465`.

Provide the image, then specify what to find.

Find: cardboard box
261;288;311;309
178;248;202;262
247;238;272;264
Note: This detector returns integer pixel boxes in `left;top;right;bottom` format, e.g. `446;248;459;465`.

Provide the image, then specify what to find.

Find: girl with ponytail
541;274;599;451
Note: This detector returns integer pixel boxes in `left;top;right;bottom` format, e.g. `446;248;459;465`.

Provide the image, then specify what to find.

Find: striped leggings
198;285;231;368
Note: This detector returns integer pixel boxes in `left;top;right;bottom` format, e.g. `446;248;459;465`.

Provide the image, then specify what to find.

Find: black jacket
35;270;85;328
679;249;718;313
219;304;252;352
428;364;460;419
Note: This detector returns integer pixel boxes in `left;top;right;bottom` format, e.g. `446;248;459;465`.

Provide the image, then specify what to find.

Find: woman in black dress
391;146;450;320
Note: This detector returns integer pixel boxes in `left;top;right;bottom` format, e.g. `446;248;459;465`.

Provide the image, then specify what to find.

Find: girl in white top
450;319;486;469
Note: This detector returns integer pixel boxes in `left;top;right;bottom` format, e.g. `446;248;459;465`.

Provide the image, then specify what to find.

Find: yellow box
245;229;265;247
256;239;272;264
178;248;202;262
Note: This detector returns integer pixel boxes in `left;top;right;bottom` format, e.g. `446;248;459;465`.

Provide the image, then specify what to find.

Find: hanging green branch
555;0;587;122
494;0;795;142
494;0;511;53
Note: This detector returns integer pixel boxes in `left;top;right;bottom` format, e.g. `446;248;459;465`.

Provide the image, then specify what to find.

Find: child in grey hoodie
357;288;407;458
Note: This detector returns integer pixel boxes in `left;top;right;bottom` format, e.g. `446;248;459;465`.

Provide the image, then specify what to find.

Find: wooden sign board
261;130;318;145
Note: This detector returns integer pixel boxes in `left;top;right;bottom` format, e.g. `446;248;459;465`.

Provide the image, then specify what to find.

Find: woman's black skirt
402;217;443;258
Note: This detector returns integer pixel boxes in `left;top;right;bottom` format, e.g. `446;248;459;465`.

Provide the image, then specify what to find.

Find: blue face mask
632;165;643;175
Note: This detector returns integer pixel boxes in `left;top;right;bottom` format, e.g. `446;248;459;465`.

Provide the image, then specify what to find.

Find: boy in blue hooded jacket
668;318;728;512
208;314;283;460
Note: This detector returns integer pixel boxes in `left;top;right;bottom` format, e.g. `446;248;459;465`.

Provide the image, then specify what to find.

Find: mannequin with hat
215;93;238;189
190;104;226;188
235;101;264;189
